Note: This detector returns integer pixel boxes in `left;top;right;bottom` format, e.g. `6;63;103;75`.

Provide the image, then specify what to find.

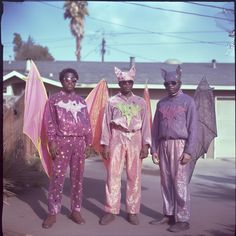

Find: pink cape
85;79;109;168
23;60;52;177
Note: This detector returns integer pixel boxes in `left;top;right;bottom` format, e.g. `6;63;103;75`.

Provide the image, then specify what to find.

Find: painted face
164;79;181;96
119;80;134;95
61;72;78;93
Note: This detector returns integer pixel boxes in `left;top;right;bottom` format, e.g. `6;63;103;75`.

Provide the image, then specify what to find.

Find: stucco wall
3;80;235;159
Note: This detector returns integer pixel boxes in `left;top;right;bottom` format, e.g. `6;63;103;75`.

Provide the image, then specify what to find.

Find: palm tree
64;1;89;61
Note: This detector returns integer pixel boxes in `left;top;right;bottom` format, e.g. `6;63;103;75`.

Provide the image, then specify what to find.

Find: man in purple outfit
42;68;92;229
149;65;197;233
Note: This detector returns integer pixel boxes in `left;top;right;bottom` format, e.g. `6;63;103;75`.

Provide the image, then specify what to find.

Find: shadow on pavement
195;174;235;184
204;224;235;236
16;173;162;223
192;175;235;201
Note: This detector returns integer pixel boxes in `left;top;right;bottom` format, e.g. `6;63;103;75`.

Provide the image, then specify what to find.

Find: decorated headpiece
114;65;136;82
161;65;182;82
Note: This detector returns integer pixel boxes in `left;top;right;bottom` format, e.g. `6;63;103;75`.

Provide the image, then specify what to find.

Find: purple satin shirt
152;90;198;157
43;90;92;145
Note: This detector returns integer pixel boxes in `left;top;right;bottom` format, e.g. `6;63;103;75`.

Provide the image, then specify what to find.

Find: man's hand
152;153;160;165
101;145;110;160
49;141;58;160
140;144;149;159
180;152;191;165
85;145;93;159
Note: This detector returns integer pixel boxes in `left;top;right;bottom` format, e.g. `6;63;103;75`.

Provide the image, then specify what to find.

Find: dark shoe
99;213;115;225
70;211;85;224
149;215;175;225
42;214;56;229
127;213;139;225
167;222;190;232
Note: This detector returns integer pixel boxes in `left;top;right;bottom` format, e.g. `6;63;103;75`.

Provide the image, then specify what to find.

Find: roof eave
3;72;235;91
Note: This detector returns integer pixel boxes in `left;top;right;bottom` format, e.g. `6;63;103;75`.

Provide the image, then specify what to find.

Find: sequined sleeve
100;101;112;146
43;99;57;143
151;102;159;154
140;99;152;146
84;102;93;146
184;98;198;157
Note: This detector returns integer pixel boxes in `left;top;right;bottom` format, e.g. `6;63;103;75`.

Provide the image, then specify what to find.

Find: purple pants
48;136;86;215
159;139;191;222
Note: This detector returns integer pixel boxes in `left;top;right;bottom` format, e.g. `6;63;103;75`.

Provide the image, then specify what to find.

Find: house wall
12;83;25;96
3;80;235;159
3;78;25;96
215;97;235;158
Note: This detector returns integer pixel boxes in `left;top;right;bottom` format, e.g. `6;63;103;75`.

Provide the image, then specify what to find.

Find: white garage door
215;97;235;158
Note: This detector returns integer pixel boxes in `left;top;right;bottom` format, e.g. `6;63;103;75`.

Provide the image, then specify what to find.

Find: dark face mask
164;80;182;96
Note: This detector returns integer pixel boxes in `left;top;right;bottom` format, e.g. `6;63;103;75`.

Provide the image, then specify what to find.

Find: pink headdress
114;65;136;82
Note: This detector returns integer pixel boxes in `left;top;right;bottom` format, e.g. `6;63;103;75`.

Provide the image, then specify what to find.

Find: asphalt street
2;156;235;236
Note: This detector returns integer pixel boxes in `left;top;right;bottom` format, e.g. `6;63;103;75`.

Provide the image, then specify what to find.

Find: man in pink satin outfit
99;66;151;225
150;65;198;233
42;68;92;229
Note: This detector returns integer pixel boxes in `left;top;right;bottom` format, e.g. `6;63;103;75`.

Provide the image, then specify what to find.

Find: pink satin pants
48;136;86;215
105;129;142;214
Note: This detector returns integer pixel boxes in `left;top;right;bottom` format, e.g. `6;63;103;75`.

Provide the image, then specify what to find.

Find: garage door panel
215;98;235;158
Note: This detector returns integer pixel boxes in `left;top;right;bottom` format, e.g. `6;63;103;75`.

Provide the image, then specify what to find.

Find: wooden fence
3;94;36;160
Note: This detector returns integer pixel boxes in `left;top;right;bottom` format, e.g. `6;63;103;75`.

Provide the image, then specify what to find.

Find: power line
106;41;230;62
37;1;232;44
82;44;100;59
37;2;187;43
107;41;228;46
4;40;229;49
124;2;234;22
88;16;217;44
98;30;225;35
39;1;235;17
106;45;158;62
186;2;234;11
9;1;232;61
41;1;234;21
3;30;225;44
39;2;64;10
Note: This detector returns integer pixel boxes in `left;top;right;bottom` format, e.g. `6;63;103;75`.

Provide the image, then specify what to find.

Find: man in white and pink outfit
99;66;151;225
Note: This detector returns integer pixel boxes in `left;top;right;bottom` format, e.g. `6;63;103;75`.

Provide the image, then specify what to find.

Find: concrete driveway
2;156;235;236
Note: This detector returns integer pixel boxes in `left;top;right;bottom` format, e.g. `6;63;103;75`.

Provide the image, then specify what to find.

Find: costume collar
169;89;183;98
118;91;134;100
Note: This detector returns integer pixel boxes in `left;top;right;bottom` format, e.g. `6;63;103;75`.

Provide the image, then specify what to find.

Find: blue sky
2;1;235;63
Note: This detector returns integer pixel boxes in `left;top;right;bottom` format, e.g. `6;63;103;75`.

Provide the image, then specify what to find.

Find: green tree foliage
13;33;23;53
64;1;89;61
12;33;54;61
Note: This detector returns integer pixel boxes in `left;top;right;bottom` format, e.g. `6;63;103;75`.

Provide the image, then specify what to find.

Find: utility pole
101;38;106;62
